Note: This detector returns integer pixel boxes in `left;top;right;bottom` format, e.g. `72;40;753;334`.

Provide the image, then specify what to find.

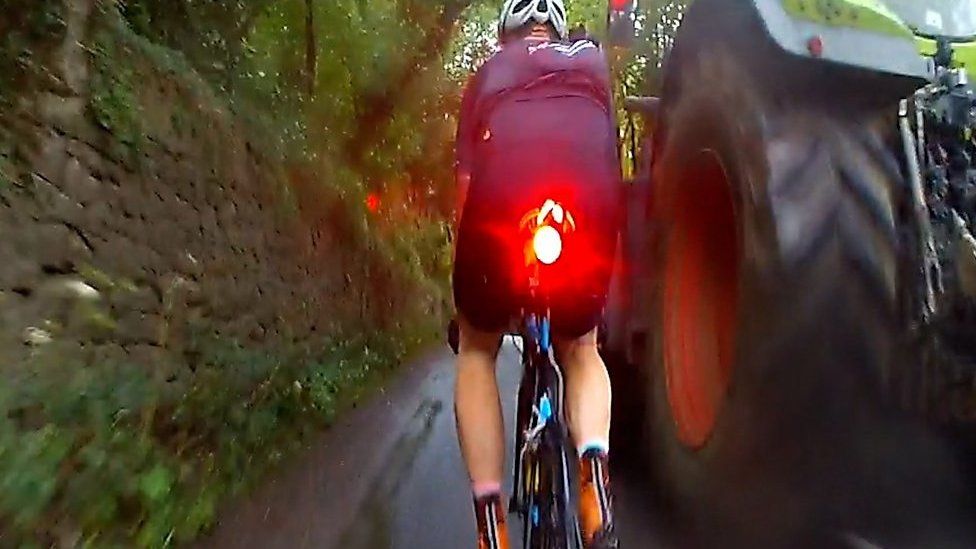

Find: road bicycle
451;198;584;548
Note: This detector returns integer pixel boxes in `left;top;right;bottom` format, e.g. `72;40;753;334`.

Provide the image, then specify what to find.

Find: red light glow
365;193;380;213
533;225;563;265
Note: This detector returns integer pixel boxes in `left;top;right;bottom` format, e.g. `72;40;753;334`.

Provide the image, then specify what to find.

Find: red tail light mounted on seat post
521;198;577;271
533;225;563;265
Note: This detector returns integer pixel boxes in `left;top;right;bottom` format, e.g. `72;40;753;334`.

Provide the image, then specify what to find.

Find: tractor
603;0;976;546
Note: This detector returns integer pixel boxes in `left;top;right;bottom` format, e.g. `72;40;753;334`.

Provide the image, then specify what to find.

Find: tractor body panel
753;0;932;79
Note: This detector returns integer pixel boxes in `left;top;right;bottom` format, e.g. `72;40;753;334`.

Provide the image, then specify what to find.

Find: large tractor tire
642;1;976;546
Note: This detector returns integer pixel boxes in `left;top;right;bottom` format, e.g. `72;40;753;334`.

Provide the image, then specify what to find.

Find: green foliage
0;0;65;102
118;0;275;85
616;0;685;176
0;325;433;547
446;2;498;81
89;29;143;149
112;0;472;204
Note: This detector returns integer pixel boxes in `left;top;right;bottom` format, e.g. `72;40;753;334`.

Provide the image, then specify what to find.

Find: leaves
112;0;476;211
139;465;174;504
0;326;432;546
0;0;65;99
0;425;72;528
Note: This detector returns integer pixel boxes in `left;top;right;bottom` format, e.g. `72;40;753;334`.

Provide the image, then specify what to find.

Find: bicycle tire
528;371;575;548
512;349;538;514
522;457;539;548
541;425;574;549
523;444;572;549
516;316;577;548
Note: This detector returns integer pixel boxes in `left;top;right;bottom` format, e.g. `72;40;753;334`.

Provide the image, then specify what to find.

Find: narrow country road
197;340;671;548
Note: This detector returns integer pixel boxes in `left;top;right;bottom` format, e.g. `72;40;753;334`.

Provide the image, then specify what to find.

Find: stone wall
0;1;444;372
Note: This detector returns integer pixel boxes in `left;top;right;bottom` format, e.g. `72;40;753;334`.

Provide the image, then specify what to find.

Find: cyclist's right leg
555;329;618;549
455;316;505;489
452;158;526;547
551;254;619;548
454;316;510;549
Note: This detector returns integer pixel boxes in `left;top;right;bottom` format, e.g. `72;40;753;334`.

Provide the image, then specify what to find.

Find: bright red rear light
533;225;563;265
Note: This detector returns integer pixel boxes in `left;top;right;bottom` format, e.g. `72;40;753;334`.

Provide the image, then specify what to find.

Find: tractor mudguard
748;0;932;80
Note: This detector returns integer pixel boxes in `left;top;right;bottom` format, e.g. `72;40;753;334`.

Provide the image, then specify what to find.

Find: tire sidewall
644;43;790;543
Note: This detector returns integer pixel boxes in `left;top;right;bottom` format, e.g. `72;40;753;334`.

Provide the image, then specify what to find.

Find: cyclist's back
456;35;621;338
458;35;618;215
453;3;621;548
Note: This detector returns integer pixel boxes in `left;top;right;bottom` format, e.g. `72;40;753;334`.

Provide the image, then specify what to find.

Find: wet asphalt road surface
195;337;976;549
199;340;671;548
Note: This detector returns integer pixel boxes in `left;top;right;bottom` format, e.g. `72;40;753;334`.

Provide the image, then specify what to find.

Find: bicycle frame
510;309;583;549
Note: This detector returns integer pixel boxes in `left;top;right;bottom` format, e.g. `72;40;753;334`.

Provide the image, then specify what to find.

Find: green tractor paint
782;0;913;38
752;0;931;79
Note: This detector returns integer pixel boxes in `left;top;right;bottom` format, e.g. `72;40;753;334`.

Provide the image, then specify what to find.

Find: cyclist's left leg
555;329;618;549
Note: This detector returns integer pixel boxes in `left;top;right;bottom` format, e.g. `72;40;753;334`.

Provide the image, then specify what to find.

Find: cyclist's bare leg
555;328;617;547
454;316;505;492
455;317;510;548
555;328;611;453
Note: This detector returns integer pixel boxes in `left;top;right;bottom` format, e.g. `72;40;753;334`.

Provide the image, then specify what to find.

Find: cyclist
453;1;622;547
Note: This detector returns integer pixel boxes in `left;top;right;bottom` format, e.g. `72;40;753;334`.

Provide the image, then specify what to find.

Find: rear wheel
643;3;976;545
518;353;575;549
522;431;573;549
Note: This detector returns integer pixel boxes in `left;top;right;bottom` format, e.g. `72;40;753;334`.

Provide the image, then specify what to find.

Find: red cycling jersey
456;37;616;181
451;36;621;337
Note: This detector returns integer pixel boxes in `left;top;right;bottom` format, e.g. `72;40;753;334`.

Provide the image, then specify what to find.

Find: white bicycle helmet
498;0;569;41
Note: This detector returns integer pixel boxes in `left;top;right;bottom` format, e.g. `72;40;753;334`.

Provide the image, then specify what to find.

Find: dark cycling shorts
452;96;620;339
453;217;615;339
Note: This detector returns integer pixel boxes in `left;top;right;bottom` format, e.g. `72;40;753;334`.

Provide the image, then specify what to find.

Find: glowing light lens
533;225;563;265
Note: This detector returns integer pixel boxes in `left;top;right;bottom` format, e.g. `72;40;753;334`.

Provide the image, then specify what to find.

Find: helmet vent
551;1;564;19
500;0;568;40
